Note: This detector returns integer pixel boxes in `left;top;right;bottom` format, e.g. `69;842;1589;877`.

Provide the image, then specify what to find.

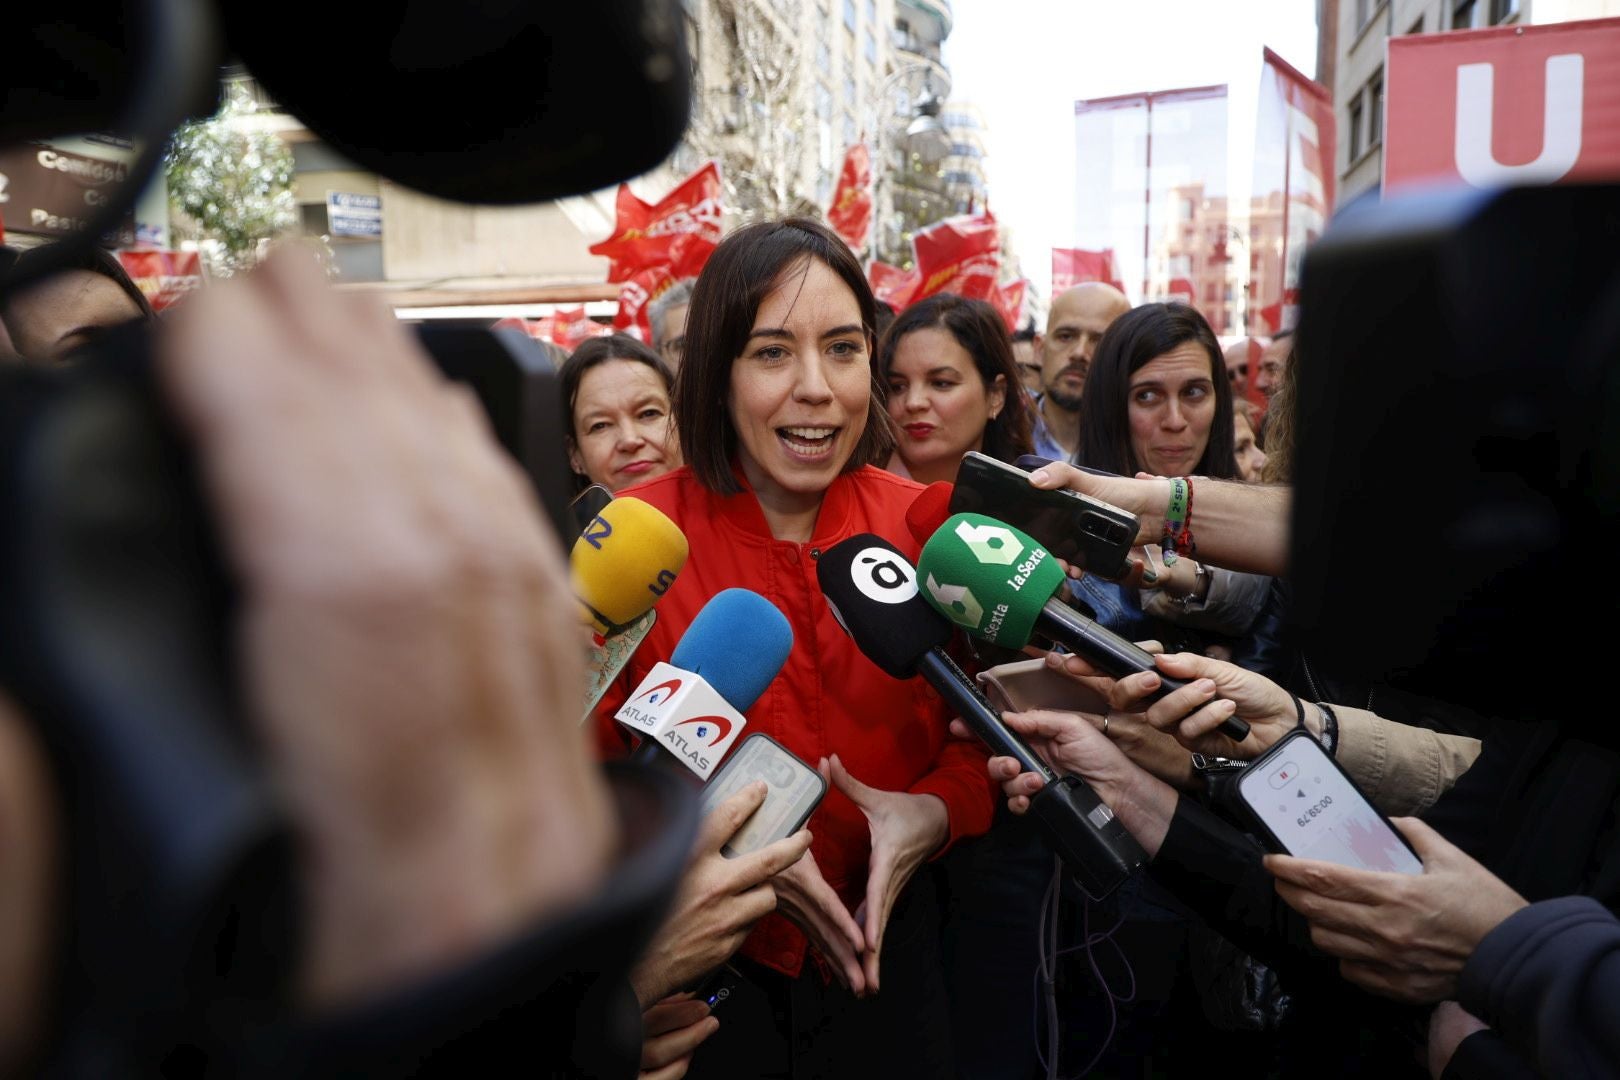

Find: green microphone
917;513;1249;741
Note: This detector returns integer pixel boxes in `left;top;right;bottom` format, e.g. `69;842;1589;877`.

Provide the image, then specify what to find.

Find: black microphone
816;535;1144;900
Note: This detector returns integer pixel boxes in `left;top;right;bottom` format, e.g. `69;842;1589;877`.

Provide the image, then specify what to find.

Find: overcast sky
942;0;1320;303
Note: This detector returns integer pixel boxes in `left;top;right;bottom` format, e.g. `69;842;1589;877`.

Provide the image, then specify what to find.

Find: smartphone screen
698;734;826;858
949;452;1137;578
1236;730;1422;874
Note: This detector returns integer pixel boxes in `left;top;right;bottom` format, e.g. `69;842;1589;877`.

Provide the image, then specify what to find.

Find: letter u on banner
1455;54;1584;186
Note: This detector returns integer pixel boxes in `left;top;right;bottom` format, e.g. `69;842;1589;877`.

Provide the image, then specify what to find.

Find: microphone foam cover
917;514;1066;648
669;589;793;713
905;481;955;547
571;497;688;635
816;534;952;679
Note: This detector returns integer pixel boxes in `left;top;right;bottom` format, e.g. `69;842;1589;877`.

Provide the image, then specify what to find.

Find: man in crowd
647;278;693;373
1223;337;1252;398
1255;330;1291;404
1011;320;1042;397
1031;282;1130;461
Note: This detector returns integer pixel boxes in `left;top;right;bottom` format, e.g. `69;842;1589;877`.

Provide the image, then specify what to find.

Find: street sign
326;191;382;238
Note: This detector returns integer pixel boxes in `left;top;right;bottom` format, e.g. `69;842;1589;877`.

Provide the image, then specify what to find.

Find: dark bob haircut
876;292;1034;465
559;332;675;484
1076;302;1238;480
675;216;895;494
1;241;156;320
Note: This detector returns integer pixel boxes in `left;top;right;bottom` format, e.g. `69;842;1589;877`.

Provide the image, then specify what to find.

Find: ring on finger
1102;715;1110;736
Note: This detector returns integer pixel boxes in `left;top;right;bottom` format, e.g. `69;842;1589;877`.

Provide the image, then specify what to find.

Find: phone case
949;451;1137;578
1234;729;1422;873
977;658;1110;715
698;733;826;858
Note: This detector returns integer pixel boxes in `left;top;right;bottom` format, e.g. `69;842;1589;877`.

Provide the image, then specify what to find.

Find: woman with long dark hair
593;218;991;1077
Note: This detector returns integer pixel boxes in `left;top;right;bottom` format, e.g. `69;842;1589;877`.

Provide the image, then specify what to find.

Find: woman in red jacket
596;218;994;1077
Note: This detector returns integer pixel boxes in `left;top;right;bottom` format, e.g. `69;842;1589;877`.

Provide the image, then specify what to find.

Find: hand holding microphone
916;513;1250;742
630;780;811;1008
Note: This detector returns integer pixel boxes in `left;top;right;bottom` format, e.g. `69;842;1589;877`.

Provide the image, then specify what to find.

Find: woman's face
1127;341;1217;478
568;358;679;493
728;258;871;506
1233;411;1267;483
886;326;1004;473
0;269;146;365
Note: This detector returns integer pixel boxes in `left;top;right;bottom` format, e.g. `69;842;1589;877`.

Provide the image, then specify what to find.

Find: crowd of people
0;204;1614;1080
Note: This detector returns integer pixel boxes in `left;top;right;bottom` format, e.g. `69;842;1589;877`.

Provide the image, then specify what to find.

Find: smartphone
1234;729;1422;874
697;733;826;858
1013;454;1120;481
977;658;1109;715
950;451;1138;579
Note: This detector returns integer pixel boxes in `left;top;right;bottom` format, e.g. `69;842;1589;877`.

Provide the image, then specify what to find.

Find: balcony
896;0;952;44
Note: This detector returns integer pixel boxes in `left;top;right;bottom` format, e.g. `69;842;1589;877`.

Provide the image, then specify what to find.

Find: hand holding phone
1236;729;1421;873
950;452;1138;579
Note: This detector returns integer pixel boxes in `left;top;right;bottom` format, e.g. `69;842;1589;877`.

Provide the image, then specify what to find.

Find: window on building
1367;70;1384;149
844;74;856;107
843;0;856;30
1451;0;1477;29
1490;0;1520;22
865;0;875;23
1408;16;1424;33
816;82;832;122
865;28;877;64
818;41;831;72
1355;0;1371;28
844;113;856;150
1348;96;1364;162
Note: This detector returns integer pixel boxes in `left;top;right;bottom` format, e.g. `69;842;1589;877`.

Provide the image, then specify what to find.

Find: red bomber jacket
593;463;995;979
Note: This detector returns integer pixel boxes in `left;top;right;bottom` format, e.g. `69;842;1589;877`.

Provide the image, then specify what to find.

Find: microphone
917;513;1250;741
618;589;794;780
905;480;955;546
570;496;689;637
816;535;1145;900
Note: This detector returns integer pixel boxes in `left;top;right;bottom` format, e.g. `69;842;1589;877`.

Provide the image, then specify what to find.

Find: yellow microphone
570;496;689;637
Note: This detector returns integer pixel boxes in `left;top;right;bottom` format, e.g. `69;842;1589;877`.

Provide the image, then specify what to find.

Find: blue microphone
624;589;794;775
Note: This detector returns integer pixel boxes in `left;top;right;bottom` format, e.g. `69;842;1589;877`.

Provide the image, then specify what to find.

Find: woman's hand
952;708;1179;859
1265;818;1529;1004
1045;648;1297;760
639;994;718;1080
825;755;949;995
771;848;868;996
630;782;812;1007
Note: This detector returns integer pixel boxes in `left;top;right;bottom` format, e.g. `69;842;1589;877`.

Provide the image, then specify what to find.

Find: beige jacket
1333;705;1483;816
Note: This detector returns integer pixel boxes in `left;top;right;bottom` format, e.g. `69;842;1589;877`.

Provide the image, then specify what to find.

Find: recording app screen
1241;737;1423;874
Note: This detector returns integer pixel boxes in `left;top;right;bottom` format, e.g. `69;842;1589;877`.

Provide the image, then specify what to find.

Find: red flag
912;212;1001;303
869;261;922;310
551;307;613;350
827;144;874;253
115;250;204;311
589;162;725;283
1050;248;1123;294
613;264;678;341
991;279;1028;332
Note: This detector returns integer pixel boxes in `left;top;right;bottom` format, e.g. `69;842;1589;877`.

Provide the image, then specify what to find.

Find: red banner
912;211;1001;303
1250;49;1334;336
550;307;613;350
589;162;725;283
115;250;204;311
869;261;921;310
1385;18;1620;193
991;279;1028;332
1050;248;1123;294
828;144;874;253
